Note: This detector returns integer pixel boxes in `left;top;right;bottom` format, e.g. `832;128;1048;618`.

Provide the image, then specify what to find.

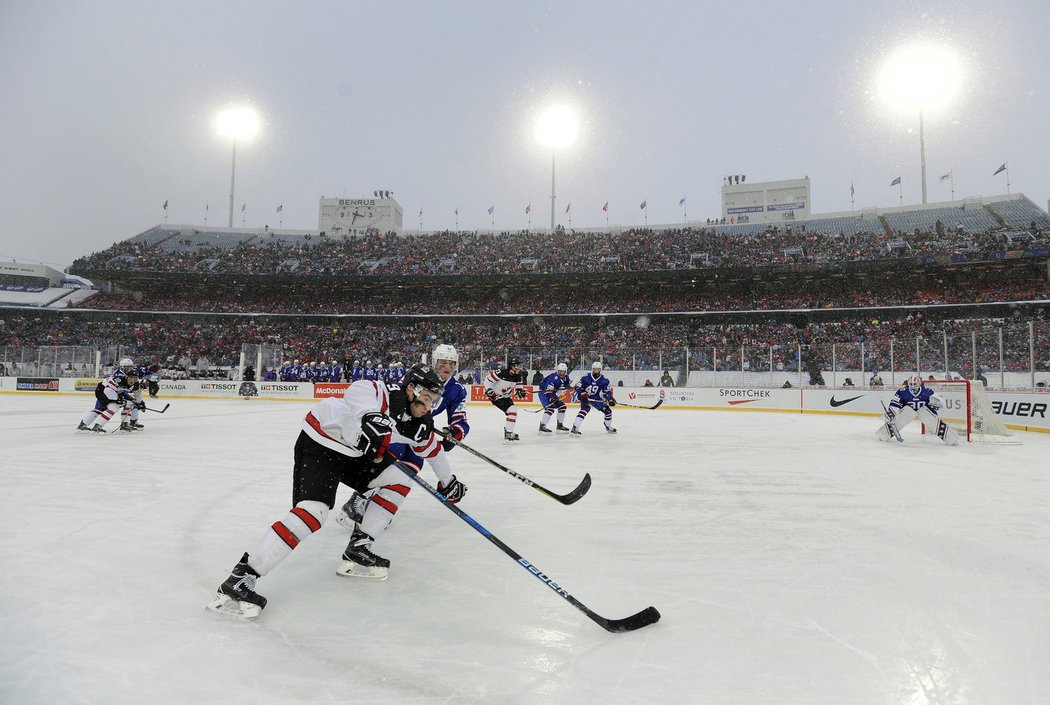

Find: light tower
215;106;261;228
878;43;963;205
535;105;579;230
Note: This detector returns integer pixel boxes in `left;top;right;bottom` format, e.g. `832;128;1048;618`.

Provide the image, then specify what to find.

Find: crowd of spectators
4;311;1047;380
71;221;1050;279
77;277;1049;315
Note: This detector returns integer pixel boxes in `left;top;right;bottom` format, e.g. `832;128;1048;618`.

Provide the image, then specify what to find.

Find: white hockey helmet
293;359;300;365
433;343;459;364
119;357;134;371
591;361;603;376
907;374;922;395
556;363;568;374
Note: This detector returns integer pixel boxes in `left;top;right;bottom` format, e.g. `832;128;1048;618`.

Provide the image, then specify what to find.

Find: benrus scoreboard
722;177;811;224
318;197;403;235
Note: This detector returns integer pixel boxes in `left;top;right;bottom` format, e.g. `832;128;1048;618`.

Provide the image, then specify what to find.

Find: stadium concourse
1;394;1048;704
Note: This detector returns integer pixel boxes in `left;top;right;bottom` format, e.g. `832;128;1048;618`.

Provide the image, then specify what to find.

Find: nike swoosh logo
830;395;863;407
727;399;759;405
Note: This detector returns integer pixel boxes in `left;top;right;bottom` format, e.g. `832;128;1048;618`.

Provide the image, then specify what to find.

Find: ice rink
1;393;1048;705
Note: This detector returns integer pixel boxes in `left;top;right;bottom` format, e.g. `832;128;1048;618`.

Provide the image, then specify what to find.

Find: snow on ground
0;394;1047;705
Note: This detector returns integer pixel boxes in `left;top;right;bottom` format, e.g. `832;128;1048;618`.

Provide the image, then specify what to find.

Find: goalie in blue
877;375;960;445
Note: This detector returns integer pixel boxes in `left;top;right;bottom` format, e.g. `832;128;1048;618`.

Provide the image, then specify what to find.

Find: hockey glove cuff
437;475;467;504
358;412;395;463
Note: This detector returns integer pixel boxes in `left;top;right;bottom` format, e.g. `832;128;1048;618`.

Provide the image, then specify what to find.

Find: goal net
924;379;1021;445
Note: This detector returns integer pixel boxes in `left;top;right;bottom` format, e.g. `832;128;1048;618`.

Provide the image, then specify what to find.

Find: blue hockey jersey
574;373;614;406
889;384;939;414
433;376;470;448
538;371;573;406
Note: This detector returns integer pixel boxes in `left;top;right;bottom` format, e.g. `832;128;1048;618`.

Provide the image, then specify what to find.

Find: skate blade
205;593;262;620
336;560;388;580
334;513;357;531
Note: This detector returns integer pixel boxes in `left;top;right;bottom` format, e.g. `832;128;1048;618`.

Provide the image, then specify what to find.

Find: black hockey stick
144;403;170;414
436;430;591;505
388;455;660;633
880;401;903;442
611;399;663;410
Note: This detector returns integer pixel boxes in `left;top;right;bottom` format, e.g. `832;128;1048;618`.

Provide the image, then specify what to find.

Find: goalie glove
437;475;467;504
357;412;395;463
927;393;944;410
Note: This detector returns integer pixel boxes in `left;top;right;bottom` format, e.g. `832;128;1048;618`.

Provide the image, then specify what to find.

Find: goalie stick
880;400;903;442
436;429;591;505
388;454;660;633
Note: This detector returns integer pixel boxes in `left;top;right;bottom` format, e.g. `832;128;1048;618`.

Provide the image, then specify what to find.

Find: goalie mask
907;375;922;395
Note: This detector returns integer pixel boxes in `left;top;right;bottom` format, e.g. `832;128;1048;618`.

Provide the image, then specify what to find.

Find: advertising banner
16;377;59;392
313;383;350;398
75;378;101;392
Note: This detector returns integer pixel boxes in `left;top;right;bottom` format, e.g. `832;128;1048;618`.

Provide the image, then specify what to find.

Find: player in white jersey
207;363;466;619
484;357;528;441
76;357;142;433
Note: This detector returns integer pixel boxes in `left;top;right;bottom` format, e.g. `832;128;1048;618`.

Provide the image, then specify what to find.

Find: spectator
659;370;675;387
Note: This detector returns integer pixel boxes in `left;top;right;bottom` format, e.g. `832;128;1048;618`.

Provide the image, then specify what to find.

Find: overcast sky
1;0;1048;269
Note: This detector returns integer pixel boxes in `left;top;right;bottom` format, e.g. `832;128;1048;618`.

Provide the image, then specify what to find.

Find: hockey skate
206;553;266;619
538;424;552;434
504;430;520;441
570;427;582;436
89;424;107;434
556;422;570;432
76;421;90;432
335;490;368;531
337;528;389;580
130;420;144;429
118;421;136;432
605;426;618;434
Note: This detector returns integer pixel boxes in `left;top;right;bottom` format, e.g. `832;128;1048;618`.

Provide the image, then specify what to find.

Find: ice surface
1;394;1047;705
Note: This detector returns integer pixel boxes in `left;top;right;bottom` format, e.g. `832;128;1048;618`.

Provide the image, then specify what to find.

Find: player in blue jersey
350;359;363;381
571;361;617;435
877;374;959;445
430;344;470;450
76;357;143;433
538;363;573;433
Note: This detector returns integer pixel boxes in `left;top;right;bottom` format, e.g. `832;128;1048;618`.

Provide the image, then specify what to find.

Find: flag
850;182;854;197
525;204;531;214
162;200;168;210
678;197;686;206
276;204;283;213
640;200;647;209
454;207;458;215
487;205;494;215
890;177;901;187
418;207;423;216
565;202;571;213
602;201;608;212
205;202;209;212
993;163;1007;176
940;172;951;182
241;203;246;212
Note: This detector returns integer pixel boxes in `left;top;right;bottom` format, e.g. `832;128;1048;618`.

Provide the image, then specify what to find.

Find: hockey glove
485;389;497;402
578;392;589;403
442;425;465;441
358;412;395;463
134;401;146;411
515;387;527;400
928;393;944;410
437;475;467;504
607;398;617;407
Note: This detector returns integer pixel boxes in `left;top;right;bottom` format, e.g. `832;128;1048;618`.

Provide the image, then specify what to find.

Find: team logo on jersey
829;394;864;407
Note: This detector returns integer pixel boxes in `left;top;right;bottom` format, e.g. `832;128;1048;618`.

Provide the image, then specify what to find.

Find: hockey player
350;359;364;381
538;363;573;433
208;363;466;619
877;374;959;445
146;363;161;398
484;357;528;441
76;358;143;433
571;361;617;435
431;344;470;451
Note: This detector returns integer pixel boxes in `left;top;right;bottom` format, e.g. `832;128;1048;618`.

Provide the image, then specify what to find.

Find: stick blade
557;473;592;505
649;399;664;410
597;605;661;633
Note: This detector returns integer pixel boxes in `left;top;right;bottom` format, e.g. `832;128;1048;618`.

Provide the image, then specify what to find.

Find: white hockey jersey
484;368;525;400
301;379;452;484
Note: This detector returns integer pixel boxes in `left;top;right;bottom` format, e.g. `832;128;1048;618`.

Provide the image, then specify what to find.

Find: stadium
3;5;1050;704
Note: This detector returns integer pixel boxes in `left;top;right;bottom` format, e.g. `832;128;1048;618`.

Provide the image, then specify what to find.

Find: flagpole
455;207;459;230
204;203;209;225
950;171;955;201
898;181;903;207
919;110;928;205
1006;163;1011;194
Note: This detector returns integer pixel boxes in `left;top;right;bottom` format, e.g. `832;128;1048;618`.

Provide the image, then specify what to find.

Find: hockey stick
436;430;591;505
611;399;663;410
144;403;170;414
880;401;903;442
388;455;660;633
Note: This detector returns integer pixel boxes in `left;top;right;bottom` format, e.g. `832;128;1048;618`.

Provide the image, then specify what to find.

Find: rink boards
1;376;1047;434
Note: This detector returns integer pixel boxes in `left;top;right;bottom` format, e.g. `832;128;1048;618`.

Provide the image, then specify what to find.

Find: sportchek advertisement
16;377;59;392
